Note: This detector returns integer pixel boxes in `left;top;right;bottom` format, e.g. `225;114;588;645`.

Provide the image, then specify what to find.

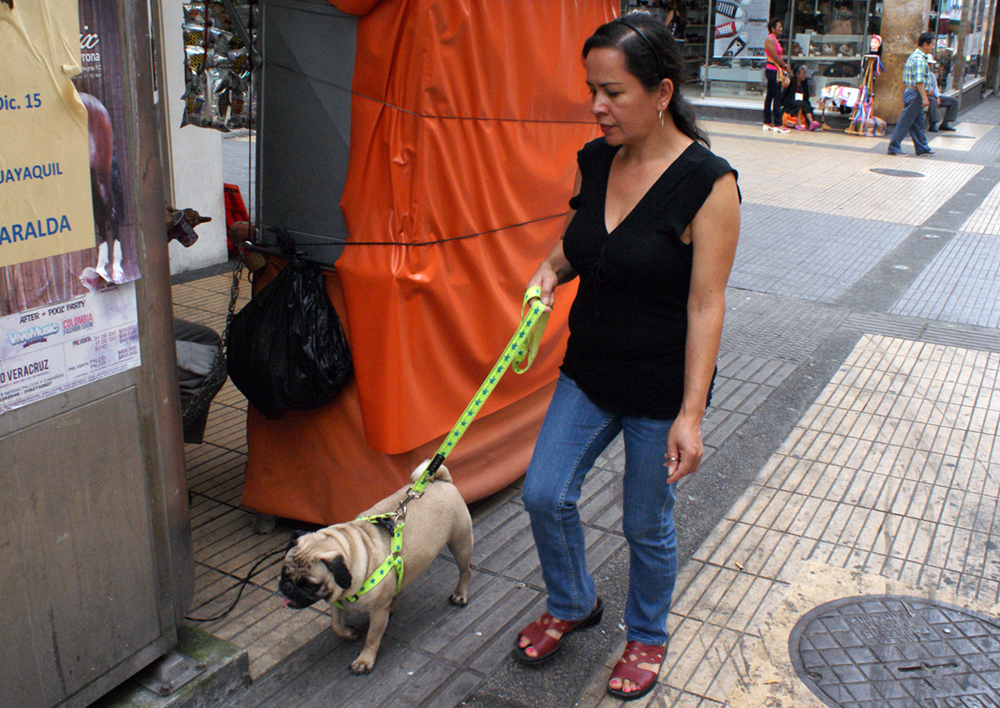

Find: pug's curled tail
412;459;452;484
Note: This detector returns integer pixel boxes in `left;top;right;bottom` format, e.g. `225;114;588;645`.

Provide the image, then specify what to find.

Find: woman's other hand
665;412;703;483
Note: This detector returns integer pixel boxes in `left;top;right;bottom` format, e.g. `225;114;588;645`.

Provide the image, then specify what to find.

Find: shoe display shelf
789;32;865;92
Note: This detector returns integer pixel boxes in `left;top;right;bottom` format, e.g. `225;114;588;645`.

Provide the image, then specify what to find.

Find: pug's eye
301;579;320;591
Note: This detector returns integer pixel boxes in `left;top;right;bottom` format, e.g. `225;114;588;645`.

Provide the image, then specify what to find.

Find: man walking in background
887;32;935;156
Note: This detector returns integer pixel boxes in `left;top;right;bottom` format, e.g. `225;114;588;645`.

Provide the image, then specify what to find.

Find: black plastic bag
227;257;353;419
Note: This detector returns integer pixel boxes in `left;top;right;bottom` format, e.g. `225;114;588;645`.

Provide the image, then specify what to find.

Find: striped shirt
902;47;931;88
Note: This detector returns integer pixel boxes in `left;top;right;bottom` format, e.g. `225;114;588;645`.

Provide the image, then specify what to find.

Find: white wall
158;0;229;275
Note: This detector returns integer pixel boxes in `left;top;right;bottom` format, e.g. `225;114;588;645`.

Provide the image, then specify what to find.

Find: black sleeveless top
560;138;738;420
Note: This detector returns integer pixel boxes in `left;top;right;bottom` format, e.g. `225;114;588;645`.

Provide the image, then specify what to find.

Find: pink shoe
809;121;820;131
795;124;807;130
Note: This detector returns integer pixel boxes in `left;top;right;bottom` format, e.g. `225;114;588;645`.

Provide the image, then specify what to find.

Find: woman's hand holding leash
527;264;560;311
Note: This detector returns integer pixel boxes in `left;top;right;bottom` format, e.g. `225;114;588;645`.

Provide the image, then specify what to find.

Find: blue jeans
523;374;677;645
888;87;932;154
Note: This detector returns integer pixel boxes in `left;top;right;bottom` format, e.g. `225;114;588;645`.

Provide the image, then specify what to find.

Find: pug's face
278;531;354;609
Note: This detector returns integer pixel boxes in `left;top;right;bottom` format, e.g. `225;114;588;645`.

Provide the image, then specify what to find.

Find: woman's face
796;66;807;81
584;47;670;146
774;22;783;36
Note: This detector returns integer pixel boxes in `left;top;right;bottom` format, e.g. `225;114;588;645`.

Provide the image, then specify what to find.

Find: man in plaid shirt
887;32;936;156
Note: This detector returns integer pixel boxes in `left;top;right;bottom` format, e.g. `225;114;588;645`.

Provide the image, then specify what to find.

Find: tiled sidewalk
590;334;1000;706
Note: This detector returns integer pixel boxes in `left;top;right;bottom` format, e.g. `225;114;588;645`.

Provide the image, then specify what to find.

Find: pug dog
279;461;473;674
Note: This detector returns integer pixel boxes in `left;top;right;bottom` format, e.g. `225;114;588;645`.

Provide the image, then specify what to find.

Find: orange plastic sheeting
241;261;556;525
336;0;617;454
327;0;381;15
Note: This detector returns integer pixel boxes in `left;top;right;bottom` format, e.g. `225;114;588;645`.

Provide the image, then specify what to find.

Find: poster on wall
713;0;770;59
0;0;141;319
0;2;95;267
0;281;141;413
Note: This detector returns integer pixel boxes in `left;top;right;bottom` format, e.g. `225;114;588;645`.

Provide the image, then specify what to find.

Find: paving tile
732;204;913;302
714;134;983;225
892;232;1000;327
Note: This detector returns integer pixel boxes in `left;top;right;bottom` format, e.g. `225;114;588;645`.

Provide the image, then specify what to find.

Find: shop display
846;49;885;136
181;1;256;132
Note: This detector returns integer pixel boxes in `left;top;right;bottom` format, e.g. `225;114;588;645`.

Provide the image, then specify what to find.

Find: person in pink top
763;18;790;133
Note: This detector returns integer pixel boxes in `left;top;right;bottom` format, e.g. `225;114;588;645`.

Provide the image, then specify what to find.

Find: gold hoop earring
658;109;664;128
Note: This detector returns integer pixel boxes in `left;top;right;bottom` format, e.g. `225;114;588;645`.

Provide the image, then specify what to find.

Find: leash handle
413;287;548;492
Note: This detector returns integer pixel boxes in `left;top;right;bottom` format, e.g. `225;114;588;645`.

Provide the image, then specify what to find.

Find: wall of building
156;0;229;275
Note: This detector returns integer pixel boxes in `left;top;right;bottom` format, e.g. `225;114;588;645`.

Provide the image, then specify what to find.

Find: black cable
185;547;286;623
252;211;568;251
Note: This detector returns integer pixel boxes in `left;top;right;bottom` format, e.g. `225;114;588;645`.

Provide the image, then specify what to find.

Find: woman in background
764;18;790;133
781;65;820;130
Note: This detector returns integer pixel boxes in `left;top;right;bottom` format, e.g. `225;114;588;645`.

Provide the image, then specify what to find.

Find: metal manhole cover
870;168;925;178
789;595;1000;708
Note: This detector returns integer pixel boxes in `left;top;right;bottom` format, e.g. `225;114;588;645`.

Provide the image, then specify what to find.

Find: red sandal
513;597;604;665
607;640;666;700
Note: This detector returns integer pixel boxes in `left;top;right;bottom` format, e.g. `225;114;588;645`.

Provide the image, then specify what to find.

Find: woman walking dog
512;12;740;701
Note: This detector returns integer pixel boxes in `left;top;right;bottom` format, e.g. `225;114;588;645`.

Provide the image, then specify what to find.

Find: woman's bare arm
666;172;740;483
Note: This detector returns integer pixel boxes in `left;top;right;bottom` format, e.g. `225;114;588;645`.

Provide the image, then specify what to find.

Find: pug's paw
350;656;375;674
449;592;469;607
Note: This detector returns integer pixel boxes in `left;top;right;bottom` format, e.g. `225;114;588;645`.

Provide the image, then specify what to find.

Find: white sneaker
763;124;774;132
774;125;791;133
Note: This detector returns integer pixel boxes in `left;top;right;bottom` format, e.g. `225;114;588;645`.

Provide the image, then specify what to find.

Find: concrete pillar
873;0;931;123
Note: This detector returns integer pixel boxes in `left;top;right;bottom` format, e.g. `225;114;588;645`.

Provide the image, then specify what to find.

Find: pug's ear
286;529;309;551
324;556;353;589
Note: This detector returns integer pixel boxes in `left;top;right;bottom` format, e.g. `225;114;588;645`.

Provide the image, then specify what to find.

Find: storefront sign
0;282;141;413
0;1;95;267
713;0;770;59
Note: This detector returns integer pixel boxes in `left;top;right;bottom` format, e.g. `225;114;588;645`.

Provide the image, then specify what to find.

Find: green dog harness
333;515;404;609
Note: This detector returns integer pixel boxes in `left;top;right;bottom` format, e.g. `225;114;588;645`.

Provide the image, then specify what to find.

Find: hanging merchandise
846;48;886;137
180;1;256;132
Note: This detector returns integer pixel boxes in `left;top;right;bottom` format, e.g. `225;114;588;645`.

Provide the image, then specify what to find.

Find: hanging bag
226;238;353;420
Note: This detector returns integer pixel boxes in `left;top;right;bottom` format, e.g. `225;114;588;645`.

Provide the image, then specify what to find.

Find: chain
221;248;246;352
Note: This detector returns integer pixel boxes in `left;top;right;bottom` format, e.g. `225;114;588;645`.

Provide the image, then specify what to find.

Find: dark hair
767;18;781;33
918;31;935;47
583;13;709;147
794;64;809;90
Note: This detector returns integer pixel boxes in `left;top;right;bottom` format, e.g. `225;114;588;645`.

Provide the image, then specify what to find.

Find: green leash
333;287;549;608
414;285;549;493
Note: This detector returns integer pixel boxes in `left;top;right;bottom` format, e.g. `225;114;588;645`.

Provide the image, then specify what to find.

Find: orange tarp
242;0;616;524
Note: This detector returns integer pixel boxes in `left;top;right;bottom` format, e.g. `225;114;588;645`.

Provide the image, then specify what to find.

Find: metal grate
790;595;1000;707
